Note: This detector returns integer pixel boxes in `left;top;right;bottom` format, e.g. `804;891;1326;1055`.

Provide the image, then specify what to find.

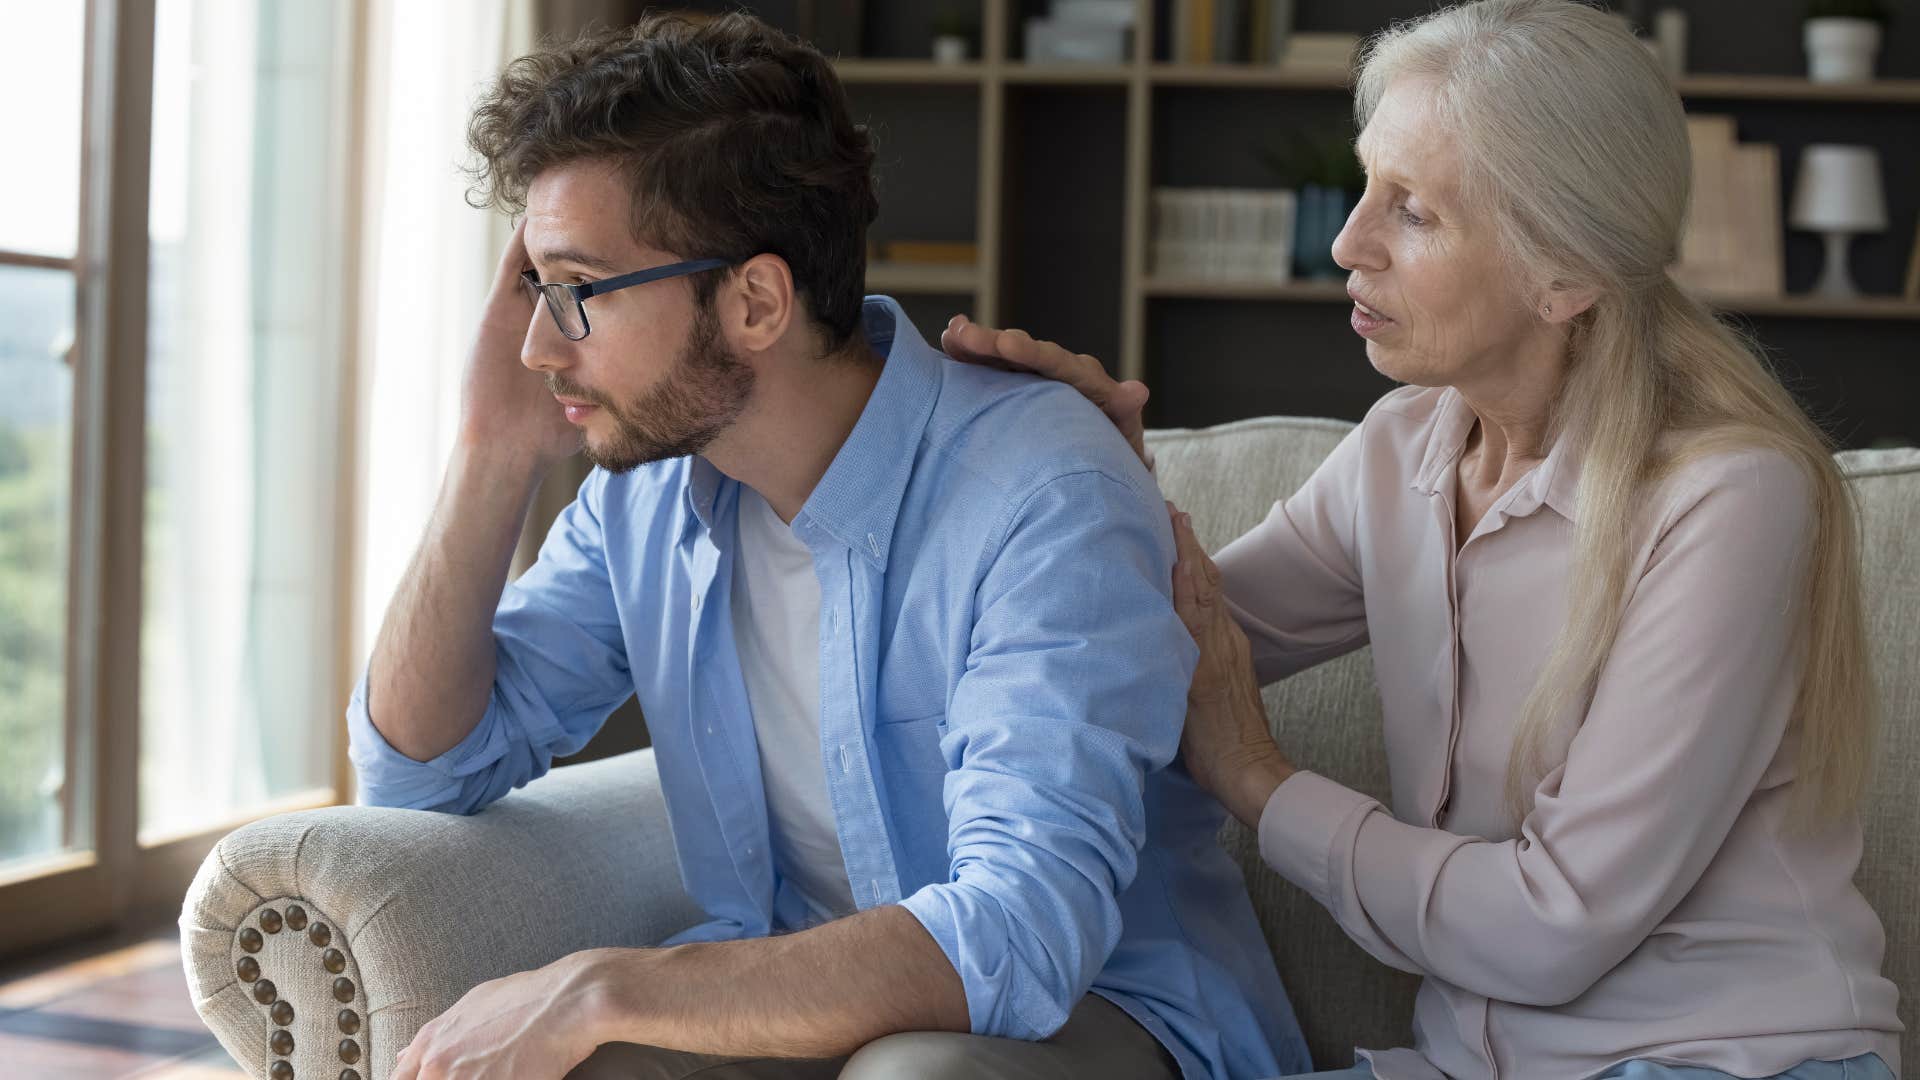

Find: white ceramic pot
1804;17;1882;84
932;34;969;65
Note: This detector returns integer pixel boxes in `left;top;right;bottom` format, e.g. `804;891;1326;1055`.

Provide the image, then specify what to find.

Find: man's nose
521;305;573;374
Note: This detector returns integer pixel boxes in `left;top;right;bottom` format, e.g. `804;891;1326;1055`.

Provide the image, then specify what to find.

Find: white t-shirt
728;486;858;924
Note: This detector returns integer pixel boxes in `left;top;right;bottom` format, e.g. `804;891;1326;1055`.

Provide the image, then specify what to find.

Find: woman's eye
1397;204;1428;227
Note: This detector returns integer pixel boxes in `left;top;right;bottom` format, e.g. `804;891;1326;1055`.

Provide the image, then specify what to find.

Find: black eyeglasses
520;257;732;341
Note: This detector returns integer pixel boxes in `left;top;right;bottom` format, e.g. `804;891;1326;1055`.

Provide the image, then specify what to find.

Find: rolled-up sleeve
1257;450;1815;1005
347;469;637;814
898;469;1198;1040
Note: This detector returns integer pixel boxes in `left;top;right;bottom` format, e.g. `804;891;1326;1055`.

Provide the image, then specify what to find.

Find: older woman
941;1;1901;1077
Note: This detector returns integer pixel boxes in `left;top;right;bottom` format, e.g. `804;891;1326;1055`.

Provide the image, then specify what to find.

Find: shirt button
691;593;702;611
839;745;852;773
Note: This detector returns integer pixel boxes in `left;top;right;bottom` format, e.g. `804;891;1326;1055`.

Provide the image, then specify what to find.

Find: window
0;0;356;954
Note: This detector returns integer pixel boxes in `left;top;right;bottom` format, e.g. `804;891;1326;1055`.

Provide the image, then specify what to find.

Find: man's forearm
365;439;546;762
581;905;970;1059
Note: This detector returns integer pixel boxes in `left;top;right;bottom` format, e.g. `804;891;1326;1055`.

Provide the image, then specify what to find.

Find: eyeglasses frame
520;257;733;341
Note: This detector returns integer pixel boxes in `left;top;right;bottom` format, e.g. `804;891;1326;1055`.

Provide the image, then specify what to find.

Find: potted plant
1258;131;1365;279
1804;0;1890;83
932;7;976;65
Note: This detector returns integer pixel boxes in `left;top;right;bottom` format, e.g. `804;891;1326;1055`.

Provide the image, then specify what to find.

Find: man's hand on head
458;217;584;475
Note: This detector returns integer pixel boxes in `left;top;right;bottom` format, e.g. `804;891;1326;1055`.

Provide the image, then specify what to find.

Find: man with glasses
350;12;1307;1080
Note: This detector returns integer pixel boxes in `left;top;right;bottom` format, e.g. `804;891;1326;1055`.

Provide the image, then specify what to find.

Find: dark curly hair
467;12;880;349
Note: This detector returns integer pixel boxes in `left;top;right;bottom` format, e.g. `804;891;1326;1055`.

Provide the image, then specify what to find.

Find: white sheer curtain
352;0;533;697
141;0;356;837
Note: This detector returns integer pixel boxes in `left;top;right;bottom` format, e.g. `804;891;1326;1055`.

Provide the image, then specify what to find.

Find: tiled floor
0;929;244;1079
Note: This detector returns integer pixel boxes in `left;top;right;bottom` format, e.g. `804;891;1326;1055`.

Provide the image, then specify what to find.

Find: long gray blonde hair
1354;0;1875;823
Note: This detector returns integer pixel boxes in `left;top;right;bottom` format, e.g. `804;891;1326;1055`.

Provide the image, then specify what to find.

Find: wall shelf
866;261;982;295
1003;63;1134;85
1710;294;1920;320
1141;277;1920;321
1142;277;1348;301
834;59;984;84
811;0;1917;440
1673;74;1920;105
1151;63;1348;89
836;58;1920;106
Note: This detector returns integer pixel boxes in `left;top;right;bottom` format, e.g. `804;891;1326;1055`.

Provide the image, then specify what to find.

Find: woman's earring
1543;302;1553;317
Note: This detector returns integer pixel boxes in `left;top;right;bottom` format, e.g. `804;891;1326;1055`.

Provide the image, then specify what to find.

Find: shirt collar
679;296;939;565
794;296;940;570
1410;386;1583;523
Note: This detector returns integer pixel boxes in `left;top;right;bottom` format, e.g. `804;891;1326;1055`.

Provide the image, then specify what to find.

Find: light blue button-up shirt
347;297;1310;1079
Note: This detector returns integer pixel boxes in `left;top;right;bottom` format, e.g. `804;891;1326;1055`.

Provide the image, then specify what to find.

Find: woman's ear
1539;282;1600;325
720;253;797;353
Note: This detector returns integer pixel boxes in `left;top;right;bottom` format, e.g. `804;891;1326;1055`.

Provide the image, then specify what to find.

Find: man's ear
719;253;797;353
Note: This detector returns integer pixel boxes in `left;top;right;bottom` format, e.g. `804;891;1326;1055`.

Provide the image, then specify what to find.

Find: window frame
0;0;364;958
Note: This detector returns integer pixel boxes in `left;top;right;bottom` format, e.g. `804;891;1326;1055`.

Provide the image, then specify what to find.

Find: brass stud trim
332;976;355;1004
321;948;346;974
236;956;261;983
339;1070;361;1080
269;1028;295;1056
253;979;278;1006
239;927;264;953
337;1008;361;1035
260;908;284;934
285;905;309;931
269;1061;294;1080
270;1000;295;1026
308;923;332;949
338;1038;362;1065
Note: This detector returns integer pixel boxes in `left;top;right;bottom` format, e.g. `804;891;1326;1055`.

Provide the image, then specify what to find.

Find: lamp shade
1790;144;1889;233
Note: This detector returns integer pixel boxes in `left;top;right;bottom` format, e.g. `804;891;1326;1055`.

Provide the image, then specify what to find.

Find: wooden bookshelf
1674;73;1920;105
1141;277;1920;320
834;59;985;84
865;261;982;295
829;2;1920;390
1141;277;1349;301
1003;63;1135;85
838;58;1920;104
1708;294;1920;320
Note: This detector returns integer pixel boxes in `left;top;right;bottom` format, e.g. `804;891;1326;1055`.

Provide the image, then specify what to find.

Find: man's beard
548;303;755;473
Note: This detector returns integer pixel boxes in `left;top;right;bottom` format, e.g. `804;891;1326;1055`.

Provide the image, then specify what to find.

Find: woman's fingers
944;315;1114;393
938;315;1020;372
942;314;1155;467
1170;507;1208;638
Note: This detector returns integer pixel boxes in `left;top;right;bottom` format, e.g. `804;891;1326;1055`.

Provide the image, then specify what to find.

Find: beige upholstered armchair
182;421;1920;1080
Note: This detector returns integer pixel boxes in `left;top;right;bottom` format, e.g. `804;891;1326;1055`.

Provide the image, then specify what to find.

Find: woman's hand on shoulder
940;314;1153;469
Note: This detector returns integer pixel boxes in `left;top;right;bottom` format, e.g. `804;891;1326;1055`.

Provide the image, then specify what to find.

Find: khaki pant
566;994;1180;1080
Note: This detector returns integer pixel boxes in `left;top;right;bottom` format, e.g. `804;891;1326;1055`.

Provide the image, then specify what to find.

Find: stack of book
1150;188;1296;282
1671;115;1783;299
1170;0;1356;66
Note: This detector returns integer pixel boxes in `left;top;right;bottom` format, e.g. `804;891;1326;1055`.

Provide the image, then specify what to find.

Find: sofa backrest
1145;419;1919;1069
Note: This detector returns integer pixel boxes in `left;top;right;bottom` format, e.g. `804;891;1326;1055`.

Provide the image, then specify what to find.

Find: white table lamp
1789;144;1888;298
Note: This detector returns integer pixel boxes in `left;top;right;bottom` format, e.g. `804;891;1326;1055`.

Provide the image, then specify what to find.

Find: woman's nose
1331;198;1386;273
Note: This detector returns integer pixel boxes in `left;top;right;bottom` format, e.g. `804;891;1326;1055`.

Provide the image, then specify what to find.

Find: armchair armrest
180;749;701;1080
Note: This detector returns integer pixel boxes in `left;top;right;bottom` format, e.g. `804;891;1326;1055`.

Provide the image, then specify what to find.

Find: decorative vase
1293;185;1359;280
1804;17;1882;84
932;34;969;65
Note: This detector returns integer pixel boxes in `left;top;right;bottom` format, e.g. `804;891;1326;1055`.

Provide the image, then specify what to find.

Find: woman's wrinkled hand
940;314;1153;469
1168;504;1296;829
